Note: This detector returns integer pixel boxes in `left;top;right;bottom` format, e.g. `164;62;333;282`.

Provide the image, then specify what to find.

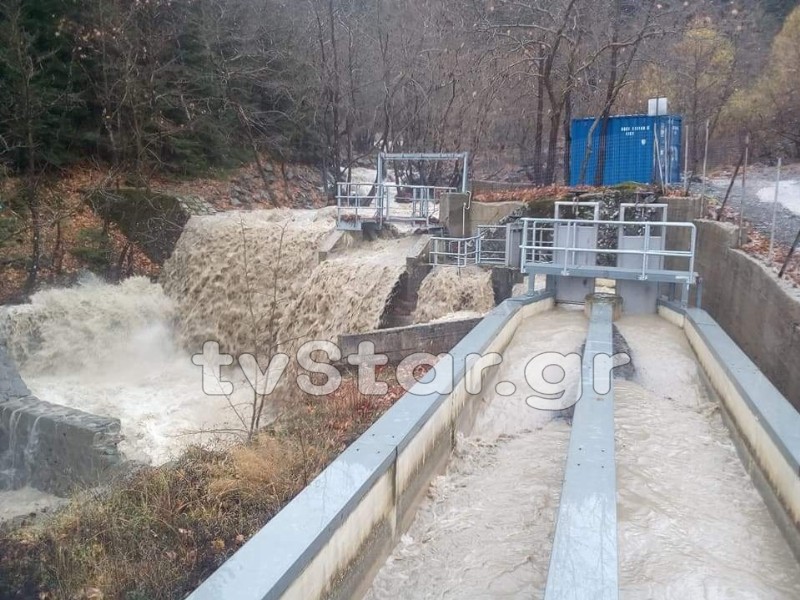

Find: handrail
335;181;454;229
429;235;481;267
520;218;696;282
475;225;508;266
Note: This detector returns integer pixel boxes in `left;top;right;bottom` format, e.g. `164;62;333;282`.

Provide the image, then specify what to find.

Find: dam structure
184;200;800;599
1;195;798;597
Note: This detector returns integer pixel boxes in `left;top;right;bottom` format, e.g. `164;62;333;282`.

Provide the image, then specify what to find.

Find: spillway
187;286;800;600
366;308;585;598
366;310;800;599
0;210;444;466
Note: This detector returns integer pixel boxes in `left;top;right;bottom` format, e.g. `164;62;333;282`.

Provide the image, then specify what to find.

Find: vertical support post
521;219;529;272
683;122;690;195
461;152;469;193
696;276;703;309
700;120;710;216
738;133;750;247
504;223;512;268
681;283;689;306
377;153;384;227
769;158;782;263
565;221;574;272
642;223;651;280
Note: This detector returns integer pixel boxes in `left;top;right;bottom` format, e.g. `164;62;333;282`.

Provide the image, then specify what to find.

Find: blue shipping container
569;114;682;186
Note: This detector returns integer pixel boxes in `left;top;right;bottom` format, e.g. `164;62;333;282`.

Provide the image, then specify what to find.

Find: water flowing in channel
367;310;800;598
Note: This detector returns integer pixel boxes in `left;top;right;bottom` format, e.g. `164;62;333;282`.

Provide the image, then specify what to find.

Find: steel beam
544;299;618;600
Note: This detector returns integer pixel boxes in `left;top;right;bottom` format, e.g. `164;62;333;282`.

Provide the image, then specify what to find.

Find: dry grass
0;371;407;600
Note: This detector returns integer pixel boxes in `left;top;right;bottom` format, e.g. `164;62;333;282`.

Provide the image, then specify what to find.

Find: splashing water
1;276;250;464
413;265;495;324
160;209;337;357
2;277;174;375
2;210;424;464
368;310;800;598
160;211;419;359
367;309;587;599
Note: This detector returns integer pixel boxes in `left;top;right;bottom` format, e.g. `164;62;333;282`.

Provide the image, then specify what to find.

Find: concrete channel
185;201;800;599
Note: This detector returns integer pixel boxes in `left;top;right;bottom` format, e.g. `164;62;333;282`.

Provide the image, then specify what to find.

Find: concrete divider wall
0;347;124;495
439;194;523;236
339;318;482;364
693;219;800;412
469;200;524;230
658;302;800;557
188;292;556;600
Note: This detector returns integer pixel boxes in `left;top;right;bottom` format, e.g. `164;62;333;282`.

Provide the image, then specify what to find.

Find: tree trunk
563;88;573;185
23;185;40;295
593;110;612;187
544;101;564;185
532;49;546;184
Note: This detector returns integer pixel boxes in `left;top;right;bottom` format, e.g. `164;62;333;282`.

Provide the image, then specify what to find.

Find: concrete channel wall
338;317;482;364
659;302;800;558
188;293;556;600
439;194;523;236
0;347;124;495
693;219;800;412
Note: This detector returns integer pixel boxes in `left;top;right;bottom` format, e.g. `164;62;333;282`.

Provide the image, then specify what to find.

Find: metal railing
475;225;508;265
335;182;380;230
335;151;467;230
520;218;696;282
335;181;456;230
429;235;480;267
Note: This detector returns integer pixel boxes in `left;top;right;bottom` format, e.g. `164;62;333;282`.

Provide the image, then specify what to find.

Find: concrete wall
380;235;432;329
188;293;555;600
490;267;520;304
439;195;523;236
439;193;470;236
469;201;523;231
693;219;800;411
339;318;482;364
0;347;124;495
659;302;800;557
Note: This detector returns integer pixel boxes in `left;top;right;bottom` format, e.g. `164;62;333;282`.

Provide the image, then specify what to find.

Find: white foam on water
368;309;800;598
2;210;423;465
367;308;587;599
1;277;253;465
615;315;800;599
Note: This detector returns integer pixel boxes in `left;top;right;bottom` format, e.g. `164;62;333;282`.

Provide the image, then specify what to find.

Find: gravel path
705;162;800;248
